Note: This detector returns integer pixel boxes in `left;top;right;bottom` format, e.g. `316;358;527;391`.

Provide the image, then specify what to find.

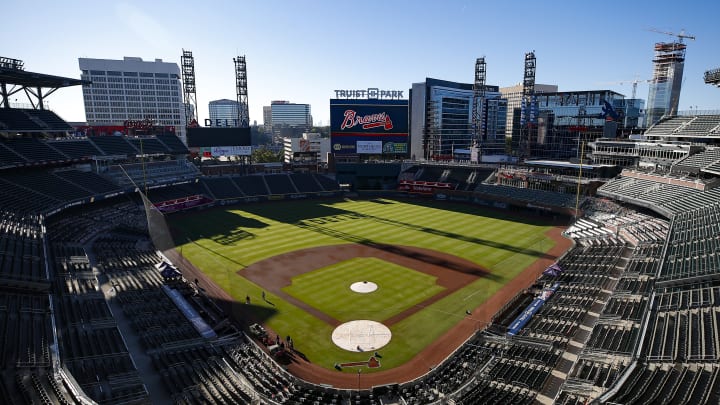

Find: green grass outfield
169;198;558;372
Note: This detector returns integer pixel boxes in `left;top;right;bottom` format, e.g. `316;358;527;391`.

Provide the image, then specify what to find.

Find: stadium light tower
519;51;536;161
234;56;249;128
705;67;720;88
181;49;198;126
472;57;487;162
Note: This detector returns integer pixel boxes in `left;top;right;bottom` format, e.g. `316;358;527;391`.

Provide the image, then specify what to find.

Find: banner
209;145;252;156
357;141;382;154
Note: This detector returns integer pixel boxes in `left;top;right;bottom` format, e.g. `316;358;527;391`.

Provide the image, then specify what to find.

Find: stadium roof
0;66;85;88
525;159;616;170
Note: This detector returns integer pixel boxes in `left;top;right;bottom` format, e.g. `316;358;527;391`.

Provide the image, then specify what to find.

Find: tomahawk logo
340;110;394;131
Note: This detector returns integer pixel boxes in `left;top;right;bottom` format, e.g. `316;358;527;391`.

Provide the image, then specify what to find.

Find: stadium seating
0;108;72;132
88;136;138;156
2;137;67;163
473;183;578;208
53;169;123;195
104;159;200;188
46;138;103;160
264;174;299;195
673;147;720;173
289;173;323;193
201;176;246;200
5;132;720;404
126;137;172;155
234;175;270;196
156;134;190;154
0;143;27;168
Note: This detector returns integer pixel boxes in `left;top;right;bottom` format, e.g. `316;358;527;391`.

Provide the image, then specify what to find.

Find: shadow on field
295;221;502;280
390;198;563;226
294;211;555;262
170;208;270;244
212;297;281;329
364;214;556;260
239;200;356;224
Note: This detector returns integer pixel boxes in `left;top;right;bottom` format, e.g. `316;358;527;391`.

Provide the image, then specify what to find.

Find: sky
4;0;720;126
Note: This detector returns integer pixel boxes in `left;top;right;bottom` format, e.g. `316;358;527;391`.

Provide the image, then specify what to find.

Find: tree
252;147;282;163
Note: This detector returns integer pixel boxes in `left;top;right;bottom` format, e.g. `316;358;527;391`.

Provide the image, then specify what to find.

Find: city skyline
4;0;719;127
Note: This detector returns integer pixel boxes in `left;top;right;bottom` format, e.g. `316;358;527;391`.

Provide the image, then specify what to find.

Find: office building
271;101;312;128
79;56;186;142
263;105;272;133
410;78;507;162
500;83;558;139
208;99;241;127
263;100;312;141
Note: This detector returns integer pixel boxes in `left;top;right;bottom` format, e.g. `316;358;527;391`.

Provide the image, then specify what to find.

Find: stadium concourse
3;97;720;403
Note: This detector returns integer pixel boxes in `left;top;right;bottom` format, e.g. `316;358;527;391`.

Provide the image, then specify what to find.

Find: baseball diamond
167;197;571;388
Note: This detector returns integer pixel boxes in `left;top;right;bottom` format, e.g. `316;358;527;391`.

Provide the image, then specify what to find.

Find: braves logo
340;109;393;131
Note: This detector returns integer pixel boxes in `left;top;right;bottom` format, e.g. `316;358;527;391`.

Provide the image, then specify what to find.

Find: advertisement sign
330;99;408;155
397;180;455;195
382;142;407;154
186;127;251;147
357;141;382;154
209;146;252;156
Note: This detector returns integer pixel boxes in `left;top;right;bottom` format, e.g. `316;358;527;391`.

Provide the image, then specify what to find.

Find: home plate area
331;320;392;354
338;356;381;369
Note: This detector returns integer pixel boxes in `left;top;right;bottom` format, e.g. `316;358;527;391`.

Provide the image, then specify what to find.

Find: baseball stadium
2;55;720;405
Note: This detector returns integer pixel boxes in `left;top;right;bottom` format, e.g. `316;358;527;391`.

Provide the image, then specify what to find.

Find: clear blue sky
5;0;719;125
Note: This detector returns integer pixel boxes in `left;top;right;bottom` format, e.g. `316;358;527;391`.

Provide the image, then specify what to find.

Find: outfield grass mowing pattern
170;198;558;371
283;257;445;323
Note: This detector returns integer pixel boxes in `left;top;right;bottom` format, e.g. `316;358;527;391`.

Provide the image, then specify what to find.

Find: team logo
340;110;394;131
333;143;342;151
383;142;395;154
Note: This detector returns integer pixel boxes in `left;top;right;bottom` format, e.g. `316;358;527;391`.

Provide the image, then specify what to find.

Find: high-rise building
500;83;558;139
410;78;507;162
266;101;312;140
270;101;312;127
263;106;272;133
208;99;241;126
79;56;186;142
646;41;687;126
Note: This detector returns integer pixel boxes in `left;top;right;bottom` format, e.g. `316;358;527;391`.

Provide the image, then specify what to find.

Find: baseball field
168;197;560;375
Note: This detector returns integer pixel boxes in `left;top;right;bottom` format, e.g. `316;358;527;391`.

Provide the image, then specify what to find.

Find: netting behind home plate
139;189;176;254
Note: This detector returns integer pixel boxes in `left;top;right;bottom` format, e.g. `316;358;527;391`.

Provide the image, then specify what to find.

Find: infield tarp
507;282;560;336
162;285;216;338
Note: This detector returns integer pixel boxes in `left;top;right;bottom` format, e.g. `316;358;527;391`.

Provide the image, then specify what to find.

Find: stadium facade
78;56;186;142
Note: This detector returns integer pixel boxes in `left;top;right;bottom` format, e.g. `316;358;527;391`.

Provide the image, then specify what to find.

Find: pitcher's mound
350;281;377;293
331;320;392;352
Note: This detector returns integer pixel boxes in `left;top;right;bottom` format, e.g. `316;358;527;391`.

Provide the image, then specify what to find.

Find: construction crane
598;78;653;99
647;28;696;43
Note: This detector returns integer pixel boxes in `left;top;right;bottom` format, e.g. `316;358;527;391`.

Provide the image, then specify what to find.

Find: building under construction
646;41;687;126
510;90;626;161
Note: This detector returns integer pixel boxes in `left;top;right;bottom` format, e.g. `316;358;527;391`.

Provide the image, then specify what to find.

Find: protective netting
138;188;176;254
